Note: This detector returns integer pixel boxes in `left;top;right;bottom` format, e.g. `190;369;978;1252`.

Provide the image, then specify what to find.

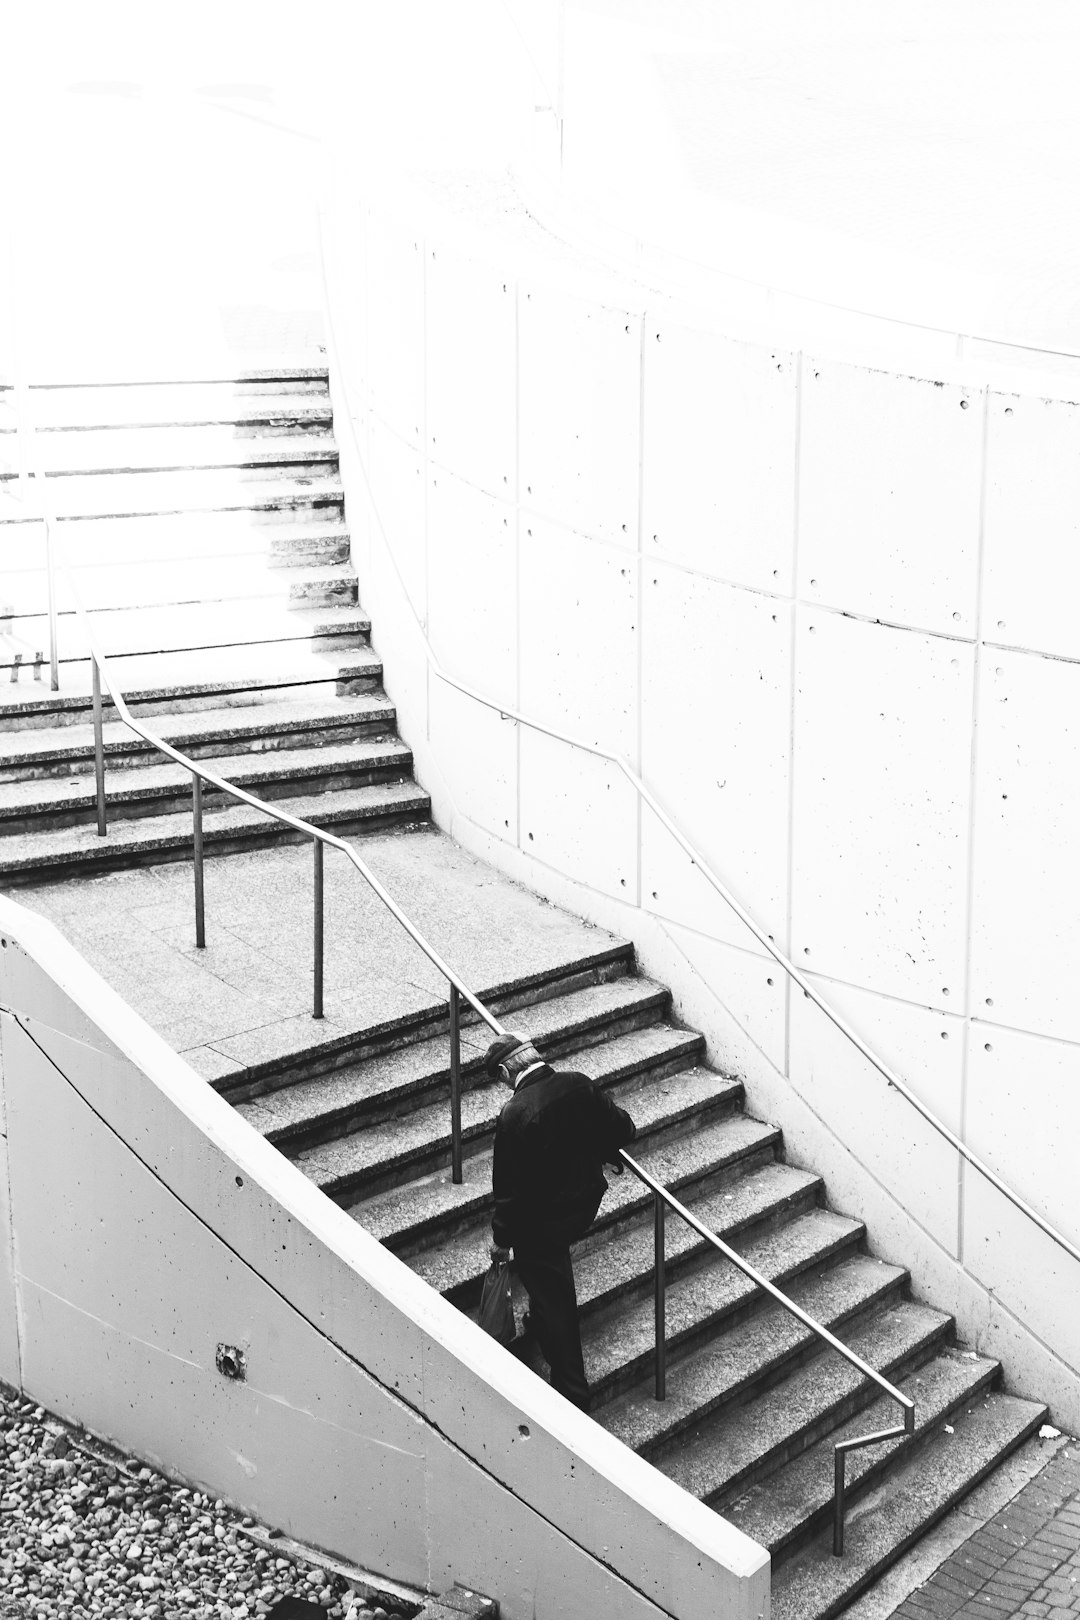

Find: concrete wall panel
790;610;973;1007
519;286;640;547
665;926;787;1075
365;214;425;449
640;566;791;950
962;1171;1080;1380
427;248;516;498
519;730;638;902
970;649;1080;1043
519;518;638;758
788;980;964;1256
366;419;427;624
427;470;516;704
990;392;1080;657
429;681;517;844
799;361;982;636
983;392;1080;659
642;320;797;593
963;1024;1080;1253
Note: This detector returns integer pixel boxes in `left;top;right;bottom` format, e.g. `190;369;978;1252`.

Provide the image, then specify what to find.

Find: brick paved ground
894;1444;1080;1620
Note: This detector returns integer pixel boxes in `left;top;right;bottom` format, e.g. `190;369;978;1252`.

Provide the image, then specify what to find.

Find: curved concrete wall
0;897;768;1620
322;182;1080;1429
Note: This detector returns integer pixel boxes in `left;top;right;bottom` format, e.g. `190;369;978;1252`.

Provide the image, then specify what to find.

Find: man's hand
490;1243;511;1264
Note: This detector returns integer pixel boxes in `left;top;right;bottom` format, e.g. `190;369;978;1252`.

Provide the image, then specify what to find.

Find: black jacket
491;1063;637;1252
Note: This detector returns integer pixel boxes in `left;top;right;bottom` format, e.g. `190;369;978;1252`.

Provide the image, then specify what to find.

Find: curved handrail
315;201;1080;1275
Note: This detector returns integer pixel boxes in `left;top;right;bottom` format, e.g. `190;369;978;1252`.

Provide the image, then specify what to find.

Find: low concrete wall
320;175;1080;1432
0;896;770;1620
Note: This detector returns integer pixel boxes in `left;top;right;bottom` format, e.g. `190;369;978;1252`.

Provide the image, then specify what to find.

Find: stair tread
414;1157;820;1301
6;425;337;475
581;1209;869;1390
237;1018;702;1142
293;989;705;1191
659;1299;952;1501
3;388;333;430
770;1392;1048;1620
727;1345;1001;1557
1;599;367;667
0;779;431;870
351;1106;779;1249
0;739;414;816
0;642;382;715
0;470;344;523
0;694;396;768
0;561;359;620
4;515;350;566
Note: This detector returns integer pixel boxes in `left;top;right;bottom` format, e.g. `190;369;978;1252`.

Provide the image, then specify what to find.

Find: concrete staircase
0;367;1049;1619
0;367;430;884
216;945;1045;1620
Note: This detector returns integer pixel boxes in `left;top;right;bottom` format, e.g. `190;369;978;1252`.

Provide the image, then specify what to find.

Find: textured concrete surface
9;828;627;1071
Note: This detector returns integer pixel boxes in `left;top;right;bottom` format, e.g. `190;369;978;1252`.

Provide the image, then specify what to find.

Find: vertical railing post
91;659;107;837
313;838;324;1019
192;773;206;948
654;1190;666;1401
449;984;463;1185
43;517;59;692
833;1448;846;1556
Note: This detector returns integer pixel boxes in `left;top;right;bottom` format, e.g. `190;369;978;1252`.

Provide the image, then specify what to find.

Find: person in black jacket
485;1031;637;1411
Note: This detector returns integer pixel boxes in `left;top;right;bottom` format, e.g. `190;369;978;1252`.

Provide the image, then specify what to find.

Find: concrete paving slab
8;829;627;1079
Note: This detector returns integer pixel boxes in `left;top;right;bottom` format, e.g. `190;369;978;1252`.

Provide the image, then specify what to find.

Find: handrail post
91;660;107;837
449;984;463;1185
313;838;324;1019
192;773;206;948
43;517;59;692
654;1190;666;1401
834;1448;846;1556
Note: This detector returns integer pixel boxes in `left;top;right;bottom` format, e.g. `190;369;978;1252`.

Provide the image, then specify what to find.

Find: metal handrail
622;1150;915;1556
315;208;1080;1278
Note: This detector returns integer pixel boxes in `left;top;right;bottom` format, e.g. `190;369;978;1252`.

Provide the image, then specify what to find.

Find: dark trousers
514;1245;589;1411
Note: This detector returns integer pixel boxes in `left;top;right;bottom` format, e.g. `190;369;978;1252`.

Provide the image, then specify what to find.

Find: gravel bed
0;1385;414;1620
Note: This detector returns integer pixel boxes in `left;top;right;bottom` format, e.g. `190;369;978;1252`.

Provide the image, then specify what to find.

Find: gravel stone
0;1382;417;1620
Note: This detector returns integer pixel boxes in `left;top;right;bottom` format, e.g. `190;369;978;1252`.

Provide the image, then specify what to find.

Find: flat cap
484;1032;528;1080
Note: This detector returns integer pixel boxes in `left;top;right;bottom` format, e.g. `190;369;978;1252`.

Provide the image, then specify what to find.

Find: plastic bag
478;1255;515;1346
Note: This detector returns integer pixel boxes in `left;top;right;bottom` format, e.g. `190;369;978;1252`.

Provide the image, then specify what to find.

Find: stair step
0;694;398;780
582;1210;871;1403
291;996;719;1201
1;600;367;671
417;1157;821;1305
0;469;343;524
0;560;358;620
0;643;385;730
206;941;638;1096
660;1300;953;1505
769;1392;1048;1620
236;1019;704;1151
351;1106;778;1255
1;517;349;575
0;739;415;833
1;385;333;431
0;778;431;884
0;425;337;478
727;1346;1003;1562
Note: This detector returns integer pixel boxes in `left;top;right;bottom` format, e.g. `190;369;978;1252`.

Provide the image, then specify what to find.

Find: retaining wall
0;896;770;1620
